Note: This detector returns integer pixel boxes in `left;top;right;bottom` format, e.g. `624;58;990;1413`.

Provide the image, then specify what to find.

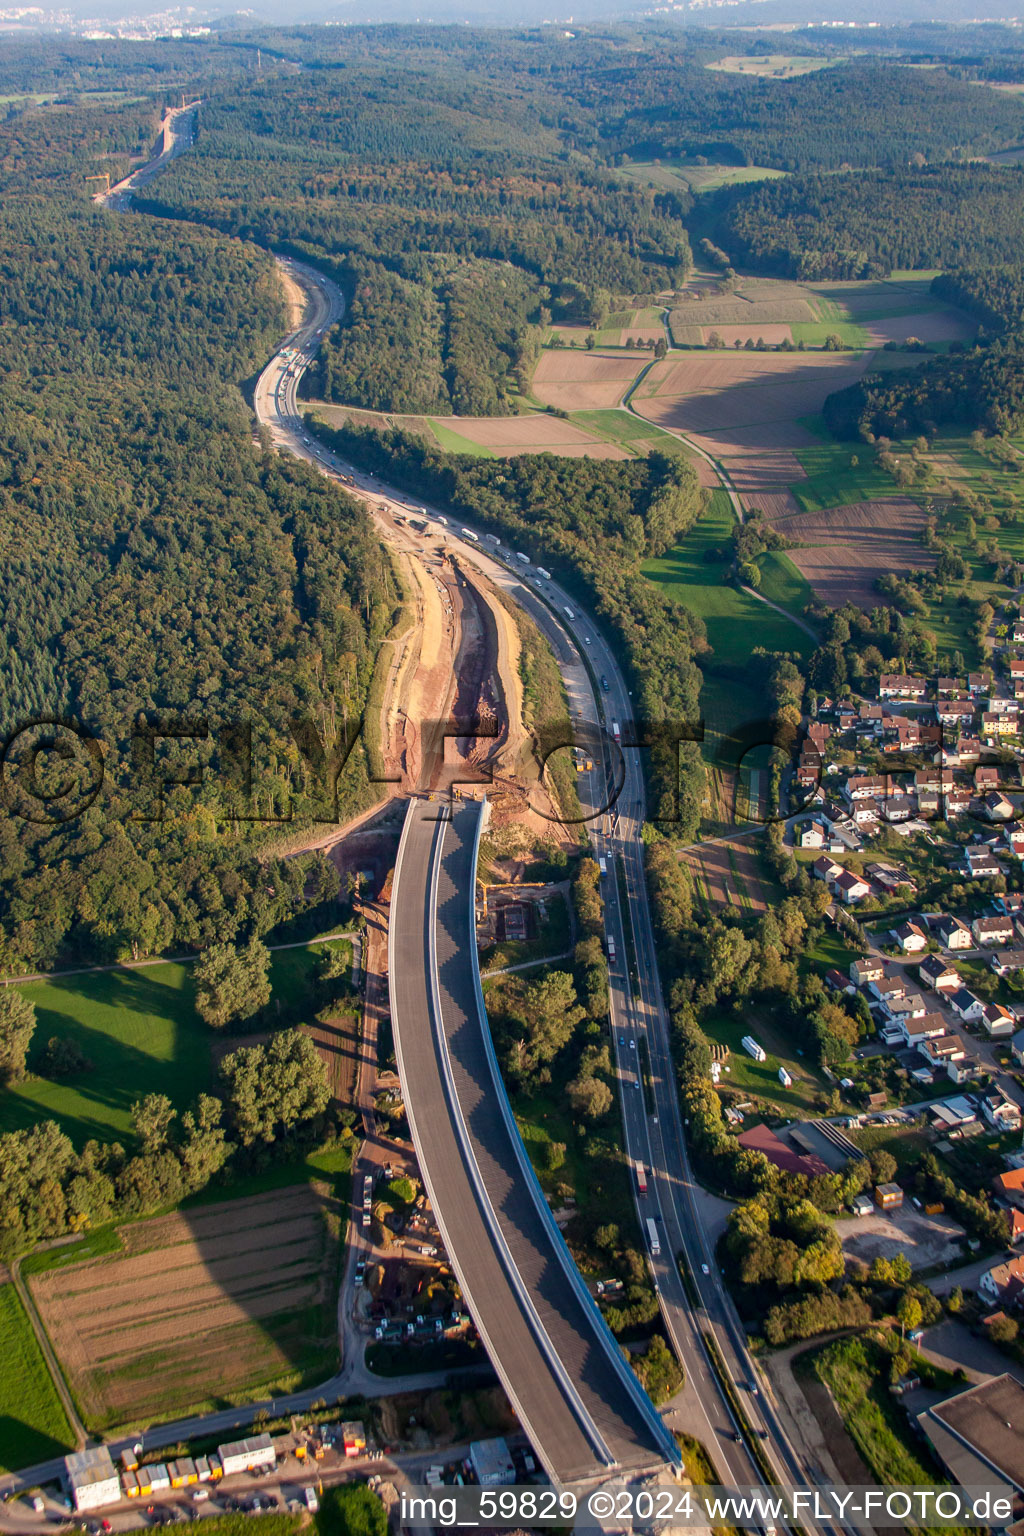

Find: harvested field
424;413;630;459
618;327;663;346
635;353;870;434
668;296;816;330
532;348;647;410
862;309;976;346
701;325;793;347
32;1186;341;1430
771;497;933;610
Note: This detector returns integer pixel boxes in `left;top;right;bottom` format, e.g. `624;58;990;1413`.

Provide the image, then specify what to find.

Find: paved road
250;258;851;1532
388;799;676;1488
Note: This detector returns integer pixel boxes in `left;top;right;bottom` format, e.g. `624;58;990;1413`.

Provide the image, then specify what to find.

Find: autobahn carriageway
388;795;681;1492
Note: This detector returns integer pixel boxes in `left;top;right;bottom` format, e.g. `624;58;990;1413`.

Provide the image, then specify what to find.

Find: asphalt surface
388;798;676;1488
249;256;854;1534
0;112;841;1525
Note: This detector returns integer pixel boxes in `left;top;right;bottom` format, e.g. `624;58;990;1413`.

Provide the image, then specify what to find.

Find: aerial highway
252;256;849;1528
389;796;680;1491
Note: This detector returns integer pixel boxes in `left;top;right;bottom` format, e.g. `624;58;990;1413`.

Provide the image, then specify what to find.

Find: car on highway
701;1263;710;1275
629;1040;635;1050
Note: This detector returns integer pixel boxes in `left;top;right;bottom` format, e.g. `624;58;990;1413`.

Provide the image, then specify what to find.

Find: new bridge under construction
388;795;680;1491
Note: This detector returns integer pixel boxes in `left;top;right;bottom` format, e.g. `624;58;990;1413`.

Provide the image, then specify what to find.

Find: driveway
918;1316;1024;1386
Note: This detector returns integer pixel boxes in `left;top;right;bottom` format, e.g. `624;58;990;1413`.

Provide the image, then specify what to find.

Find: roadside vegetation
0;1283;75;1471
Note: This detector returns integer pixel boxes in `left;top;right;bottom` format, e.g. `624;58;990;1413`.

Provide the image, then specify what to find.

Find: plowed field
31;1186;341;1430
770;498;933;609
531;348;647;410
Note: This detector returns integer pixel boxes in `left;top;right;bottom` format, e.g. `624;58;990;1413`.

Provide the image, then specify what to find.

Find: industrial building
217;1434;276;1476
469;1438;516;1487
918;1374;1024;1495
875;1181;904;1210
65;1448;121;1512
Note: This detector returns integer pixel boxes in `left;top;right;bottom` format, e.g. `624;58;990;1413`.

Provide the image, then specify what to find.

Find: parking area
836;1202;966;1272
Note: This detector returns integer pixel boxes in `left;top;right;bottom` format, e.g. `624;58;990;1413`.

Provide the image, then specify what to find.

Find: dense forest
823;264;1024;439
823;340;1024;439
308;416;709;837
0;101;392;973
716;164;1024;281
132;69;691;413
931;264;1024;334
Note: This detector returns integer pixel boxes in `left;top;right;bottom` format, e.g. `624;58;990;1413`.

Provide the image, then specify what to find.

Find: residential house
949;987;985;1023
919;954;961;992
882;795;916;822
1009;659;1024;683
1012;1028;1024;1067
852;800;880;827
933;915;973;950
834;869;871;905
973;914;1015;947
994;1167;1024;1211
825;968;853;995
899;1012;950;1047
846;774;887;802
884;992;928;1025
917;788;941;818
979;1256;1024;1308
892;920;929;954
958;736;983;763
1011;1207;1024;1244
867;863;916;895
937;678;964;697
920;1033;967;1069
812;856;842;884
1007;828;1024;859
990;697;1020;717
807;721;831;753
982;1091;1023;1131
869;971;908;1004
944;788;972;817
980;1003;1015;1038
850;956;884;987
936;699;975;726
968;673;989;695
983;713;1016;739
991;949;1024;978
880;674;926;701
798;822;826;850
983;791;1016;822
976;765;1001;791
963;847;1005;880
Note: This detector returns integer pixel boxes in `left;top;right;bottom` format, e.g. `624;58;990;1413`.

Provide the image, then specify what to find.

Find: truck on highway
514;551;530;563
611;721;621;743
606;935;616;964
646;1218;661;1257
484;533;500;545
598;856;608;878
635;1160;648;1196
535;567;551;580
564;606;575;621
431;513;448;526
461;527;480;542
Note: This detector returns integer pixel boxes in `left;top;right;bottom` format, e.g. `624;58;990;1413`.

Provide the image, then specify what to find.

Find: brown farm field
769;498;933;610
32;1187;341;1432
428;414;630;458
635;351;869;426
531;348;647;410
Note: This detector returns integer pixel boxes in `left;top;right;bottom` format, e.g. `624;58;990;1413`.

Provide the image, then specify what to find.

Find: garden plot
31;1186;340;1430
